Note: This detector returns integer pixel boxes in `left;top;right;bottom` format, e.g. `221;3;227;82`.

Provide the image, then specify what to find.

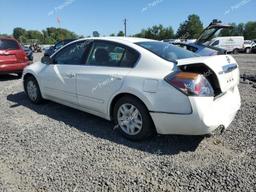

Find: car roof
0;36;16;40
75;37;157;45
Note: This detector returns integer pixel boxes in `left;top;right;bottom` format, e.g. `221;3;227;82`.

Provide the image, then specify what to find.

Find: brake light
165;72;214;97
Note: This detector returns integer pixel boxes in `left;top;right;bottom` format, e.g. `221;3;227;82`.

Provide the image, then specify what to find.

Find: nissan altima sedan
23;37;241;140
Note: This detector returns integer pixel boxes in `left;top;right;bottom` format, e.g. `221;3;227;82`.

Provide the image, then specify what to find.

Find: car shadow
0;74;20;81
7;92;204;156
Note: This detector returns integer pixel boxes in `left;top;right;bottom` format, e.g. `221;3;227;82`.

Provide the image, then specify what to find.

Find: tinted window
211;40;219;46
187;45;198;52
173;43;198;52
53;41;91;65
136;41;199;61
87;41;139;68
0;39;19;50
55;42;65;50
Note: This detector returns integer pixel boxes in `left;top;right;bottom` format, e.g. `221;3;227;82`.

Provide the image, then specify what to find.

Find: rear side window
0;39;19;50
87;41;140;68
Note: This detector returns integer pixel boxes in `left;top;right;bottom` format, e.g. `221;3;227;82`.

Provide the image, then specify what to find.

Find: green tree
19;35;27;44
93;31;100;37
26;30;44;43
135;25;174;40
244;21;256;39
110;33;115;36
235;23;245;36
117;31;125;36
219;23;244;37
176;14;204;39
13;27;27;41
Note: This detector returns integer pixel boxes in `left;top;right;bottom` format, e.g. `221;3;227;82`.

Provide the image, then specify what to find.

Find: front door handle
64;73;75;78
111;75;123;81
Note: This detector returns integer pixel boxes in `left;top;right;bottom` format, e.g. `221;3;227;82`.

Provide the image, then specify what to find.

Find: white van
209;36;244;54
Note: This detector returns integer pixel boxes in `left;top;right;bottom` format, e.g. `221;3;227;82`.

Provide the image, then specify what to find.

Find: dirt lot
0;54;255;192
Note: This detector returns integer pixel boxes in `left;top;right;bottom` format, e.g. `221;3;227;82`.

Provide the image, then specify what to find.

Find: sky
0;0;255;36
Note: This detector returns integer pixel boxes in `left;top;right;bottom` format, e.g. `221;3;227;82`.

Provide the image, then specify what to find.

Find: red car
0;37;29;77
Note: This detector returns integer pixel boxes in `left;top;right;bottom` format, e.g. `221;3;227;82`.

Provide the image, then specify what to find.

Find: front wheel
245;48;251;54
24;76;43;104
113;96;155;141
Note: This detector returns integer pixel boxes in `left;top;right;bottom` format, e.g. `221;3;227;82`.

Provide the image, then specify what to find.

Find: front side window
53;41;91;65
136;41;199;62
87;41;139;68
0;39;19;50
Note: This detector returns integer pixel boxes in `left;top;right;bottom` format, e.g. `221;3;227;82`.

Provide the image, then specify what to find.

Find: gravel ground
0;53;255;192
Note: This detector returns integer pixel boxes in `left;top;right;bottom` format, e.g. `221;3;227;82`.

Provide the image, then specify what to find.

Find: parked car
23;37;241;141
252;45;256;53
208;36;244;54
242;40;255;53
0;37;29;77
171;20;232;56
44;39;76;56
22;45;33;61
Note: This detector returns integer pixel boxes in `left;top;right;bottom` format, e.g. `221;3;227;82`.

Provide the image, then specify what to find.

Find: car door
39;40;90;104
76;40;140;114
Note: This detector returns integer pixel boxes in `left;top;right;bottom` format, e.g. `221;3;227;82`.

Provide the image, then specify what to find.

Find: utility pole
124;18;127;37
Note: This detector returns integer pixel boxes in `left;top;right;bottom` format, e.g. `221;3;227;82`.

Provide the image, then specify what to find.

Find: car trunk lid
177;55;240;93
0;50;20;64
0;39;27;65
196;21;233;44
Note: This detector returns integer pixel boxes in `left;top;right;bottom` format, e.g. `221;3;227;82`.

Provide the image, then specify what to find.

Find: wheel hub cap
117;104;143;135
27;81;37;101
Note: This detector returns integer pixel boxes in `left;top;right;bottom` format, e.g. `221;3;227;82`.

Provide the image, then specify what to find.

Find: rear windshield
0;39;19;50
136;41;199;62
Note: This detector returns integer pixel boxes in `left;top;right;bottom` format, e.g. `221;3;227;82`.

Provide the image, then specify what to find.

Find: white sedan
23;37;241;140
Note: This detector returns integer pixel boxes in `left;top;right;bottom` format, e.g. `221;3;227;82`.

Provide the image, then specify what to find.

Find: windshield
136;41;199;62
197;28;218;44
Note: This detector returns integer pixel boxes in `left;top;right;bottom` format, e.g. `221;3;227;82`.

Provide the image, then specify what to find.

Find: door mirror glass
41;55;53;64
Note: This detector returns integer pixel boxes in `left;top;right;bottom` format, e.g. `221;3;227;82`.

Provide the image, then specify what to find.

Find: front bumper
151;86;241;135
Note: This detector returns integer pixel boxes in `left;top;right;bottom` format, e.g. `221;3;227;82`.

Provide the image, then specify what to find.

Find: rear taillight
165;72;214;97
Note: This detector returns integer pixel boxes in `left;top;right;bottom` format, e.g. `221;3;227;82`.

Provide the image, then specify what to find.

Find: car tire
233;49;239;54
17;72;22;78
113;96;155;141
245;48;251;54
24;76;43;104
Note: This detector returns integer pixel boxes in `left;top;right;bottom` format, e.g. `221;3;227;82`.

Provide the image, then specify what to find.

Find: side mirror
44;51;50;57
41;55;53;64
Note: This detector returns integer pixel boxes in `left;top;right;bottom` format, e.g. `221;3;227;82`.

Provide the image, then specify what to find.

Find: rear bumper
151;86;241;135
0;62;29;73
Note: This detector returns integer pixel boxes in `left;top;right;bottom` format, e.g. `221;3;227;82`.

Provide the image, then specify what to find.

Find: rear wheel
24;76;43;104
113;96;155;141
233;49;239;54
